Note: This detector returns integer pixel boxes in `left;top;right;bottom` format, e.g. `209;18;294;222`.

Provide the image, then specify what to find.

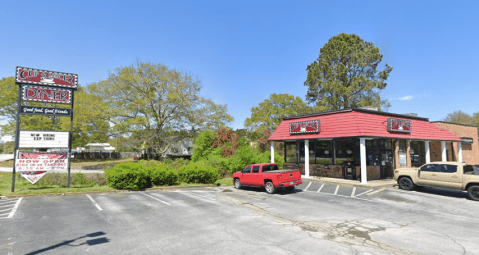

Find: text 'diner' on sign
16;66;78;89
19;131;69;148
21;85;72;104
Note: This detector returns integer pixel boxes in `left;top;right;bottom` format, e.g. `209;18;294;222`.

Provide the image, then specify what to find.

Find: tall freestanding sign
12;67;77;190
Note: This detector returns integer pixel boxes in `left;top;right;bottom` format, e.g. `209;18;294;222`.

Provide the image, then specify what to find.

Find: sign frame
289;120;320;135
12;66;77;191
16;66;78;89
387;118;412;133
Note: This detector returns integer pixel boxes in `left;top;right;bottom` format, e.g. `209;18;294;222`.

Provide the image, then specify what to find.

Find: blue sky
1;0;478;130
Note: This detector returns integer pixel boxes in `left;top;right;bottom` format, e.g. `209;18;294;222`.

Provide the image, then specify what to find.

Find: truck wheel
234;178;242;189
398;177;415;191
467;185;479;201
265;182;276;194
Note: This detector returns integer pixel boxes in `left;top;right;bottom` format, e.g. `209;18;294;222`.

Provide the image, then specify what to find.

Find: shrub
178;163;220;184
106;162;151;190
147;165;179;186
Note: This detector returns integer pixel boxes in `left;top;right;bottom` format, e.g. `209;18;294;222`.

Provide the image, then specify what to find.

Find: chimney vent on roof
358;106;378;111
404;113;419;117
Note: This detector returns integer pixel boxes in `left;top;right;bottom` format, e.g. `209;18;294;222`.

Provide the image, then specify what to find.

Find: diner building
268;108;479;184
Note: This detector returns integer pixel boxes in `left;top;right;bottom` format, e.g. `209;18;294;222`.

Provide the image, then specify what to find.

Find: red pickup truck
232;163;302;194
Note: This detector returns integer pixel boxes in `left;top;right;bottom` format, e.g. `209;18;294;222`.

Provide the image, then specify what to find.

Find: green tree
244;93;309;139
304;33;393;111
443;110;477;126
92;62;233;158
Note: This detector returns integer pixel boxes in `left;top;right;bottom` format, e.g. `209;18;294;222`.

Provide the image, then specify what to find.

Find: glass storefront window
315;140;332;164
299;141;305;163
285;142;297;163
335;139;355;165
410;141;425;167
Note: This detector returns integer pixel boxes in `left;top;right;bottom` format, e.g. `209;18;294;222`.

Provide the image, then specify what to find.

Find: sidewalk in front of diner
301;175;397;189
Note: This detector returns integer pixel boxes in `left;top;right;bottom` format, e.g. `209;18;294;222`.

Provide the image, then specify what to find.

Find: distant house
166;139;193;159
78;143;116;153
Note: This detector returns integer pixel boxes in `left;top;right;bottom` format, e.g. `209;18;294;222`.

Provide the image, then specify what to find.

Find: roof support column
425;141;430;164
441;141;447;162
305;140;310;178
458;142;462;163
360;138;367;185
270;141;274;163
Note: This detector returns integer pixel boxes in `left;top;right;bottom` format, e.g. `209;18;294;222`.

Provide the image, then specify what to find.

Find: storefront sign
387;118;411;133
22;85;72;104
16;66;78;89
19;131;70;148
20;106;71;116
15;151;69;184
461;137;474;144
289;120;320;134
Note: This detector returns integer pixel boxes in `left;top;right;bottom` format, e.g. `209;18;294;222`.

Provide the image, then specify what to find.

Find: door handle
431;174;437;176
452;176;458;178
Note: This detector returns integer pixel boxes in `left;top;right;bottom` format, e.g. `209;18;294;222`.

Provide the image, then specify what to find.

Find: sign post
12;67;77;192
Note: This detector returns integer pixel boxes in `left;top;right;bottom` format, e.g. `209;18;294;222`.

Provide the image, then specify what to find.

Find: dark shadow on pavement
413;186;469;199
238;186;303;195
25;231;109;255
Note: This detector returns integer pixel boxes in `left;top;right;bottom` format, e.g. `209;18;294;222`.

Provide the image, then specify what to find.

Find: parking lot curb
0;185;219;199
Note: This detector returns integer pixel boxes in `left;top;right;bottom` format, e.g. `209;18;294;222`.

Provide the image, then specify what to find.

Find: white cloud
398;95;413;101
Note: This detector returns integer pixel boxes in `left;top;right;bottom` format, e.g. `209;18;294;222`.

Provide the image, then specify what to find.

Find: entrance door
380;150;394;178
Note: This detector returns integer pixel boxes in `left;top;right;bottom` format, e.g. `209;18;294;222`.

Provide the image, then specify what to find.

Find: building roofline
283;108;429;121
431;121;479;128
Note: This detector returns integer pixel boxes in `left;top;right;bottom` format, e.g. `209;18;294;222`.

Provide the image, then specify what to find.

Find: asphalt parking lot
1;182;479;255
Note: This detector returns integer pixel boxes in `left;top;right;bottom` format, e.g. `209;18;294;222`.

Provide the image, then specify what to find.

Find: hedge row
106;162;219;190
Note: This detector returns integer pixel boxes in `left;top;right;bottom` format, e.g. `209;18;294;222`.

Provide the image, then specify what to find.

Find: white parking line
7;198;22;218
354;189;373;197
317;184;325;193
334;185;339;195
0;204;15;208
86;195;103;211
304;182;312;191
351;187;356;197
0;200;18;205
140;192;171;205
366;189;385;196
0;208;12;212
188;193;216;201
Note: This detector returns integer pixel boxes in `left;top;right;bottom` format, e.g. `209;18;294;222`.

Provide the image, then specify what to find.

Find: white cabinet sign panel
15;151;69;184
19;131;69;148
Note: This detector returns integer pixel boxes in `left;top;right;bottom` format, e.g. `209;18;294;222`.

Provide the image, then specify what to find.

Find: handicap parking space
297;181;385;199
0;197;23;219
318;183;339;194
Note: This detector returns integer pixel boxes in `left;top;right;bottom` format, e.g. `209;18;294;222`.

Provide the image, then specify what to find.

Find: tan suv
394;162;479;201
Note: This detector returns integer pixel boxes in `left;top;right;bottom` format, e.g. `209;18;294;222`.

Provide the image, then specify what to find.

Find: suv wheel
398;177;415;191
467;185;479;201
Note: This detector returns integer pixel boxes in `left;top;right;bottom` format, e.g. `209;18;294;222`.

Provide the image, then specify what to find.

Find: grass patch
0;158;135;168
215;177;233;186
0;172;233;197
0;172;115;196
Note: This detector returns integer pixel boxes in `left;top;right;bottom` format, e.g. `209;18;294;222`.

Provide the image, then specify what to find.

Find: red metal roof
269;110;461;141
